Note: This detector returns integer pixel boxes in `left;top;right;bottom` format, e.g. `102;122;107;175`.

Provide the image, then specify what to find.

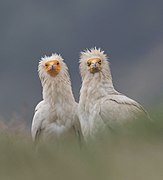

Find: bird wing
72;113;83;147
71;102;83;146
31;101;46;143
99;94;148;128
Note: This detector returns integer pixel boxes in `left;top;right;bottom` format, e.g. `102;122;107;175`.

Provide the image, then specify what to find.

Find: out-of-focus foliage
0;107;162;180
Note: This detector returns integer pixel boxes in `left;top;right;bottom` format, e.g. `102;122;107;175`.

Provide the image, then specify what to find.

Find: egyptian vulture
78;48;149;140
31;54;81;144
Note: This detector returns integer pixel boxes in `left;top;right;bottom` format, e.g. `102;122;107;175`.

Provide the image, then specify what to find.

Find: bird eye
87;61;91;66
45;63;48;67
98;60;102;64
57;62;59;65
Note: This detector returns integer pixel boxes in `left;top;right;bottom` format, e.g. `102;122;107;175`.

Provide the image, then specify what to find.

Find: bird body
31;54;81;143
78;48;149;140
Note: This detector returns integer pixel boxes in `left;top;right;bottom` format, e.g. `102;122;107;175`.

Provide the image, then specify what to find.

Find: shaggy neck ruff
41;75;75;106
79;68;117;106
39;61;75;106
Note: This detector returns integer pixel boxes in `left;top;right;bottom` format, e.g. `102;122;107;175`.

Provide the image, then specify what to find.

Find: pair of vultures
31;48;149;145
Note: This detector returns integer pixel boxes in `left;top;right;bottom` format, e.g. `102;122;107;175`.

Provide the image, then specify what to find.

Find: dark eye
87;61;91;66
45;63;48;67
57;62;59;65
98;60;102;64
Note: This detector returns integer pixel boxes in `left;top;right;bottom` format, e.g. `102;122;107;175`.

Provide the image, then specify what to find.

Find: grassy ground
0;107;163;180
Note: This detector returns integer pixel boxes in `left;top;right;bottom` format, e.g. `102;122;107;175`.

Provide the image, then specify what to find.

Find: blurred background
0;0;163;122
0;1;163;180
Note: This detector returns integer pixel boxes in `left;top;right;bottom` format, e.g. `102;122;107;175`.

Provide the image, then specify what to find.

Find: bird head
87;58;102;73
79;48;110;79
44;60;61;77
38;53;69;82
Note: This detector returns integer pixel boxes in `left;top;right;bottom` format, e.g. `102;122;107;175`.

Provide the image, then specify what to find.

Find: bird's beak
90;62;100;73
92;63;97;68
50;64;55;71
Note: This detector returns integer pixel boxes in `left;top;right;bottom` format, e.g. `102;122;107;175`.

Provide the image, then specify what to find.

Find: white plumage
78;48;149;140
31;54;81;144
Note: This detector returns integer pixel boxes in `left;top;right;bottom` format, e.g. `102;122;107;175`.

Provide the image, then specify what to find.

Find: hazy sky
0;0;163;121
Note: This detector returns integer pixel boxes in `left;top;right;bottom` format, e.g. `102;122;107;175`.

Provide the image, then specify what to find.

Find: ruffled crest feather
40;53;63;62
80;47;108;63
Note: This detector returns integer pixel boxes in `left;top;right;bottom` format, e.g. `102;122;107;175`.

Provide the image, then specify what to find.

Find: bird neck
42;78;75;106
80;70;117;103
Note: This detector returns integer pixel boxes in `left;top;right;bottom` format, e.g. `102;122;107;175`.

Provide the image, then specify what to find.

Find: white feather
31;54;81;143
78;48;149;141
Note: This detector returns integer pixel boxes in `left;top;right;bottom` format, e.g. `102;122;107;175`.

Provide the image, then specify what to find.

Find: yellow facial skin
44;60;61;77
87;58;102;73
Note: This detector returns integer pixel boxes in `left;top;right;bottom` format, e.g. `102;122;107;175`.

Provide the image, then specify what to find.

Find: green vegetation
0;108;163;180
